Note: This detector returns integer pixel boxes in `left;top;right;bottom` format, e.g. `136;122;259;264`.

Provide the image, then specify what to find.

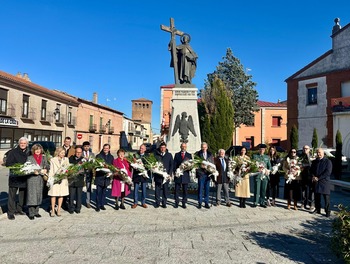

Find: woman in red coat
112;149;132;210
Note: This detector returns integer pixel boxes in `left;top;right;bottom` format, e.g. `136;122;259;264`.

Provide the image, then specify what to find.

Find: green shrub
332;204;350;263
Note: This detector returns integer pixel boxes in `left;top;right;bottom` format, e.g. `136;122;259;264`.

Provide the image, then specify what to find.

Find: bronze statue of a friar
161;18;198;85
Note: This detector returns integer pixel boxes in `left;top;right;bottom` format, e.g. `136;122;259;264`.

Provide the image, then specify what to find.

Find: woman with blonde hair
234;147;251;208
26;144;50;220
48;146;69;216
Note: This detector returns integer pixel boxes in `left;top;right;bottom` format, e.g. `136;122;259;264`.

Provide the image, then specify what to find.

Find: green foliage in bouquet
332;204;350;263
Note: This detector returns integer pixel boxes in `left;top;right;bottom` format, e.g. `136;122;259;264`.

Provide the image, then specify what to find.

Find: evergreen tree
290;125;298;150
335;130;343;180
311;128;318;154
206;48;259;129
199;77;234;154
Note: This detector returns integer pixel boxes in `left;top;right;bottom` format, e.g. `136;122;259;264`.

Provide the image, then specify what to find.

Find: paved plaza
0;185;347;264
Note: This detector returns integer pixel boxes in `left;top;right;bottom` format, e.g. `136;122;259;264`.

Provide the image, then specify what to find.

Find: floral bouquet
115;167;132;185
47;163;74;189
83;158;116;178
271;163;281;175
284;157;301;184
8;161;42;176
249;161;270;180
228;156;252;185
201;160;219;182
175;159;196;178
126;153;149;179
144;153;170;184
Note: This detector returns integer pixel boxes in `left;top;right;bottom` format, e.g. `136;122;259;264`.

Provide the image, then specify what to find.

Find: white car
322;148;348;167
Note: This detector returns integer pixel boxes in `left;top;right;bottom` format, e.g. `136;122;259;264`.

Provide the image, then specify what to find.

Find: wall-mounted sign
0;117;18;127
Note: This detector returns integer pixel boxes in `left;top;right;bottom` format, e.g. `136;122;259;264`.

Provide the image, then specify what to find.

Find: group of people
5;137;332;220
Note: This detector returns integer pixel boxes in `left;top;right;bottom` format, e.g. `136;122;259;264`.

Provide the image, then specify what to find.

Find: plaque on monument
160;18;201;154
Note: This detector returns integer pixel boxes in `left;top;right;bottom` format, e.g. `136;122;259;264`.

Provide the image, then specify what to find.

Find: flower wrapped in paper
227;156;252;185
144;153;170;184
83;158;116;178
284;157;301;184
249;161;270;180
8;161;42;176
126;153;149;179
115;167;132;185
271;163;281;175
175;159;196;178
201;160;219;182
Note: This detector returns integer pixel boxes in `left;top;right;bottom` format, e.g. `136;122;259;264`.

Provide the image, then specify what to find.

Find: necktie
85;151;89;158
181;152;185;159
221;158;225;170
203;152;207;160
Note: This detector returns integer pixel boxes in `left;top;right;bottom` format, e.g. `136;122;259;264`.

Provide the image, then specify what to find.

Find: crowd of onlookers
4;136;332;220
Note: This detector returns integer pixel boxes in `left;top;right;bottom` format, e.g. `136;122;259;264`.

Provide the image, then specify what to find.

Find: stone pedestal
167;86;201;155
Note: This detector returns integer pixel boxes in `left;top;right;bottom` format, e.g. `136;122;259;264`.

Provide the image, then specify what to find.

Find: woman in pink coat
112;149;132;210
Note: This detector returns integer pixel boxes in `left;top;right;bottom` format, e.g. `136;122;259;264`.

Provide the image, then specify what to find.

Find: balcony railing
89;124;97;133
67;116;76;126
108;126;114;134
99;126;106;133
21;107;37;121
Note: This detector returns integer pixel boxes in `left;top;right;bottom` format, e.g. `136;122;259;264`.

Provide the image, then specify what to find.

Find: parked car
2;140;56;164
225;146;243;157
322;148;348;167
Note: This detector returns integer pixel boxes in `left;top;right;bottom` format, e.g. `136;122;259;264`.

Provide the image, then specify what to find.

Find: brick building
131;98;152;143
233;100;287;150
286;18;350;157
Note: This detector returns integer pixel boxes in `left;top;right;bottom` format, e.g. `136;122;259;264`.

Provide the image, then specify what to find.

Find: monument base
166;86;201;155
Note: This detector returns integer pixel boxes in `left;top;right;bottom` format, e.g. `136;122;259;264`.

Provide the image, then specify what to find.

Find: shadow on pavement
245;217;343;263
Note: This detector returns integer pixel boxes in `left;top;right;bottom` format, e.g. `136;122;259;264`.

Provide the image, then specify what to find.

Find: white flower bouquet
144;154;170;184
201;160;219;182
115;168;133;185
285;157;301;184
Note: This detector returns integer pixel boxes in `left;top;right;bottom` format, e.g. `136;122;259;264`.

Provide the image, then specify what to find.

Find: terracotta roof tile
257;100;287;107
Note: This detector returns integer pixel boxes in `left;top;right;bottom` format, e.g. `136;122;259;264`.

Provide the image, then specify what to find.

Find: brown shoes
142;204;148;208
226;203;232;207
131;204;138;209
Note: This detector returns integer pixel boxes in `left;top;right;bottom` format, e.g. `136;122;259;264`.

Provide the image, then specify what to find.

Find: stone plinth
166;86;201;155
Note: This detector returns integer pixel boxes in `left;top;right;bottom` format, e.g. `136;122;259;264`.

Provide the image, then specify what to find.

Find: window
245;136;254;149
41;100;47;120
272;116;281;127
100;117;103;129
68;112;72;124
89;115;93;126
0;89;8;115
89;136;93;148
307;87;317;105
22;95;29;118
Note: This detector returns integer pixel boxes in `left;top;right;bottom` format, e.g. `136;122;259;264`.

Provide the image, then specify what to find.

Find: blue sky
1;1;350;134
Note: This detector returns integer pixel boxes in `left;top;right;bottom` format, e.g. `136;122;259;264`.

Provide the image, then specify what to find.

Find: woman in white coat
48;147;69;216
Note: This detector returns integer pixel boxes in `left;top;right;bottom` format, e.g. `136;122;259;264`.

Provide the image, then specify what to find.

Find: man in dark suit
173;143;192;208
5;137;29;220
310;148;332;217
154;142;173;208
214;149;231;207
82;141;95;208
195;142;213;209
131;144;149;209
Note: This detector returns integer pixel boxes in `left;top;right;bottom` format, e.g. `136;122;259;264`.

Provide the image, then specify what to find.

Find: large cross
160;18;184;85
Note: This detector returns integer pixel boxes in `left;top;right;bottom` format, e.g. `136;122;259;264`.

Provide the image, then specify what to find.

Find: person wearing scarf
26;144;49;220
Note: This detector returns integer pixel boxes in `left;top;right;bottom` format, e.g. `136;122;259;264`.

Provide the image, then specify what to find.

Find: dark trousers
28;205;39;217
8;187;26;215
315;193;330;214
198;176;210;205
155;182;169;206
253;176;268;205
133;182;147;205
95;185;107;208
267;175;279;200
69;186;83;212
174;183;188;205
302;183;315;208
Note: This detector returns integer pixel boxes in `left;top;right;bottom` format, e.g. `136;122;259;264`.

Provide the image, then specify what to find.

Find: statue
161;18;198;85
171;112;197;143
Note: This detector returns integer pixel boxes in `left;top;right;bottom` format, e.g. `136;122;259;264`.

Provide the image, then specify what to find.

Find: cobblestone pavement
0;187;348;264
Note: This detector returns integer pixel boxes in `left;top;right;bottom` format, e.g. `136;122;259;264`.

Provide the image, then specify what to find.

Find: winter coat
310;157;332;195
5;146;30;188
26;155;49;206
132;152;149;183
154;149;173;184
48;157;70;197
94;151;114;187
111;158;132;197
173;151;192;184
68;155;85;188
195;150;214;179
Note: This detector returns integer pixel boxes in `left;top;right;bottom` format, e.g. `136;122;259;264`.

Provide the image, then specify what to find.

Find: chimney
332;18;341;35
16;72;22;78
23;73;31;82
93;92;98;104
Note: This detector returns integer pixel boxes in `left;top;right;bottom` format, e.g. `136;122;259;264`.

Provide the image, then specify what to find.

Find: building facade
0;71;79;160
160;84;174;142
131;98;152;143
74;94;124;155
286;18;350;157
233;100;287;149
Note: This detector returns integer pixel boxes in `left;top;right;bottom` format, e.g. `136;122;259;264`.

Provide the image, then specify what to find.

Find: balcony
99;126;106;133
6;104;16;117
21;107;37;123
108;126;114;134
89;124;97;133
331;96;350;112
67;116;76;127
